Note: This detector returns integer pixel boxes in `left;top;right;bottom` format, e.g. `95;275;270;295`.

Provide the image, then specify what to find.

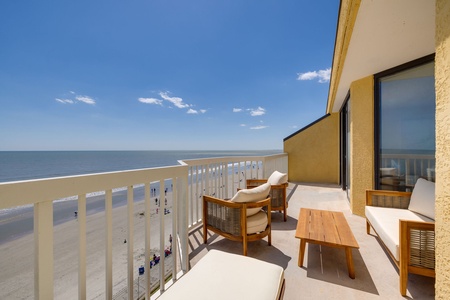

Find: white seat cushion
380;167;397;177
158;250;284;300
408;178;435;220
231;182;271;216
366;206;434;261
267;171;288;185
247;211;268;234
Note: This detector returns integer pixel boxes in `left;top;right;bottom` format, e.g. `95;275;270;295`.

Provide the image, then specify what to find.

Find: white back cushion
408;178;435;220
231;182;271;216
267;171;287;185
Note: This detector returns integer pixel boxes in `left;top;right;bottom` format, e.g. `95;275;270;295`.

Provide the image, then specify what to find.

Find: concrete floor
186;183;435;300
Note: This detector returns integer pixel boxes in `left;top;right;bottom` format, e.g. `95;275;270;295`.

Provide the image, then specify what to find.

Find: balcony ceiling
328;0;435;113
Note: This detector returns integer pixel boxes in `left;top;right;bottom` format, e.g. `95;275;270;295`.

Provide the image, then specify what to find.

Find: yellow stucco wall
435;0;450;298
348;76;374;217
283;114;339;184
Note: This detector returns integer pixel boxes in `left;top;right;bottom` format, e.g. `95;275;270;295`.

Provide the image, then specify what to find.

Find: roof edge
283;114;331;142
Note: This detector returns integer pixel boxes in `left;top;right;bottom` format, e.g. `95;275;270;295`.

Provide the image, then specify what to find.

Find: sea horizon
0;149;282;183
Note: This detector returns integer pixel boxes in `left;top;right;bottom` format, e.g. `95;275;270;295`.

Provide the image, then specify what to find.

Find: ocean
0;150;282;183
0;150;282;244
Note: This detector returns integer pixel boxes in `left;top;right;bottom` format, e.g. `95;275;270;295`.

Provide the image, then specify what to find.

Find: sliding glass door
376;57;435;191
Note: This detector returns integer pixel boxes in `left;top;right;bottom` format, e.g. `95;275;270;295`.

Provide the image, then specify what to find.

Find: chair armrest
246;179;268;189
246;197;271;210
203;195;271;210
203;195;243;208
399;220;435;272
366;190;412;209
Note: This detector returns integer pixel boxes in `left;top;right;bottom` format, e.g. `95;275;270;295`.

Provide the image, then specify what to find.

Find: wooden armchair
365;179;435;296
203;183;272;256
247;171;288;221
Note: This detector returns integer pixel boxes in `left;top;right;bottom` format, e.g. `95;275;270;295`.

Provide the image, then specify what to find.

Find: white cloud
187;109;206;114
160;92;190;108
55;98;74;104
55;92;95;105
240;124;246;127
297;68;331;83
233;108;242;112
250;125;268;130
138;98;163;105
249;107;266;116
75;95;96;105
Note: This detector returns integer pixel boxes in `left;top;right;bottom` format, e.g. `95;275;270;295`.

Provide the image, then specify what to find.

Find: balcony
0;153;434;299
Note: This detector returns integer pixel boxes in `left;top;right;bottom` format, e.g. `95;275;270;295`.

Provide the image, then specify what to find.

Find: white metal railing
0;153;287;300
380;153;435;186
180;153;288;229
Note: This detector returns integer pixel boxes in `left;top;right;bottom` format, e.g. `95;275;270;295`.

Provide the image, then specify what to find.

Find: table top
295;208;359;249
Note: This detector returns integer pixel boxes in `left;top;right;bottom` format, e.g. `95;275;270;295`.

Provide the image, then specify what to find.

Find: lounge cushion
380;168;397;177
247;211;268;234
267;171;288;185
408;178;435;220
231;182;271;216
366;206;433;261
158;250;284;300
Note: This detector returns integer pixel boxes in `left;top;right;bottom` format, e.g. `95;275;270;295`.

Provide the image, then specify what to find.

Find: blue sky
0;1;339;151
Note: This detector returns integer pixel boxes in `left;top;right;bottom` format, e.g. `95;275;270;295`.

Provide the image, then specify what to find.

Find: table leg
298;239;306;267
345;247;355;279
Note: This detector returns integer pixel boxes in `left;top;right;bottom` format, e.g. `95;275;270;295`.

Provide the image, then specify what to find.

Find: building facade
284;0;450;297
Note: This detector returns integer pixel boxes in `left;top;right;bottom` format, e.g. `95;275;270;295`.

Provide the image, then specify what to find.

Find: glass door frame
340;93;351;199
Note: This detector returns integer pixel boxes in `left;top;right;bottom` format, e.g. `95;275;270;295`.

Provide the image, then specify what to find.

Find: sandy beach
0;167;261;299
0;186;176;299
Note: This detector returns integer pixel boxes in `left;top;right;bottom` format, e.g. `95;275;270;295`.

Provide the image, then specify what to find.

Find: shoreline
0;184;167;245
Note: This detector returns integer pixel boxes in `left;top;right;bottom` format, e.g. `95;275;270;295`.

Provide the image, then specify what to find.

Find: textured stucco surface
435;0;450;298
349;76;374;217
284;114;339;184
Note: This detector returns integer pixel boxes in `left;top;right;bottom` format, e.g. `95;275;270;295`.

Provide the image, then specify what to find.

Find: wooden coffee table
295;208;359;279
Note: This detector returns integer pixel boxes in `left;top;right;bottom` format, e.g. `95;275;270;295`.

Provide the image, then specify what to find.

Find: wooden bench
366;178;435;296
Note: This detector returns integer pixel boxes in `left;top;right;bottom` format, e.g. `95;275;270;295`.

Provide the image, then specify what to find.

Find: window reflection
378;61;435;191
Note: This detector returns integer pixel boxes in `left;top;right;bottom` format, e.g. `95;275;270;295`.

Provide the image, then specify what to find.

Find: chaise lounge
157;250;285;300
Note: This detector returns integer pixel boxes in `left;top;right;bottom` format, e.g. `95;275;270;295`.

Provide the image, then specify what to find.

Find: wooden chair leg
203;224;207;244
400;268;408;296
366;221;371;234
243;238;248;256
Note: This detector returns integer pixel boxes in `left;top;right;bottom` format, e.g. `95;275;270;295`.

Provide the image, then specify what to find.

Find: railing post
172;177;178;281
34;200;54;300
127;186;134;300
78;194;87;300
159;180;166;293
144;183;151;300
178;172;189;272
105;190;113;300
